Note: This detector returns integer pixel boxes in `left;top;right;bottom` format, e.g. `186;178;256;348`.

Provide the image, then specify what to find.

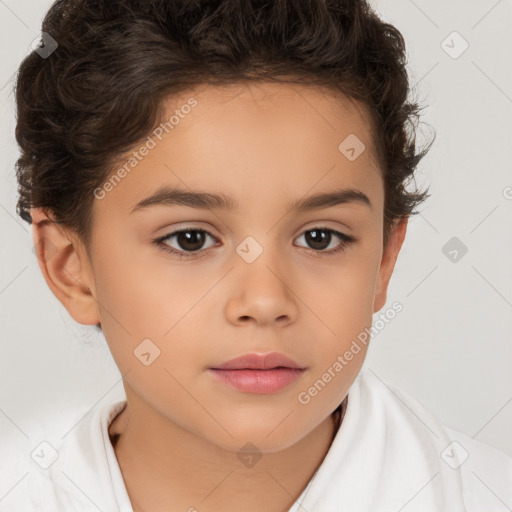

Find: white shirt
2;368;512;511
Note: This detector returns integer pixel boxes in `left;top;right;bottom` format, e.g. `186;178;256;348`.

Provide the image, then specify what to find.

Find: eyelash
153;226;355;260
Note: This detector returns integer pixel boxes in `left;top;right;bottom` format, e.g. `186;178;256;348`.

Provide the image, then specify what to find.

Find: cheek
92;231;188;330
91;235;209;369
303;249;379;338
298;249;380;400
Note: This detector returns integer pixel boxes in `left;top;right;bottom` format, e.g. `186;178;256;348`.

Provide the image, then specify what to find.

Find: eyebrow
130;186;372;214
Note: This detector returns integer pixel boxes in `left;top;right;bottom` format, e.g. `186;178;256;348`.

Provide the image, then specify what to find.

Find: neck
109;392;347;512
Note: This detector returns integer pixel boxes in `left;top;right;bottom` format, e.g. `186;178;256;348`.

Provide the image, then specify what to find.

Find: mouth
208;352;306;394
210;351;305;371
208;367;305;394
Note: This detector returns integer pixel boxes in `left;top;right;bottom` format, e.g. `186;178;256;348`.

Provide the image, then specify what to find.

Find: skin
30;82;407;512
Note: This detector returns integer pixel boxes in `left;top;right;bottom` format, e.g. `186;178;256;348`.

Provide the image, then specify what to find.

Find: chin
201;419;309;454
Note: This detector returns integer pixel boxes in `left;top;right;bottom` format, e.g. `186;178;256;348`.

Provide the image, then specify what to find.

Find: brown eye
153;228;218;258
172;230;207;252
295;227;355;255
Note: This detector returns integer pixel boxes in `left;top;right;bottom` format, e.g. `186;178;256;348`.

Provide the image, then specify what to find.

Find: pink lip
208;368;305;394
210;352;305;370
208;352;306;394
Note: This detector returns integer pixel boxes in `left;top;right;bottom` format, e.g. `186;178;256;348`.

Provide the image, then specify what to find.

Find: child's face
34;82;406;451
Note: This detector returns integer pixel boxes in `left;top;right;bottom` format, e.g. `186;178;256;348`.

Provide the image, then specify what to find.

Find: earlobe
30;207;100;326
373;217;408;313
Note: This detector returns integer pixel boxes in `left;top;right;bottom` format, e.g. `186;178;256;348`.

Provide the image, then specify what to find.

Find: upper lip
210;352;305;370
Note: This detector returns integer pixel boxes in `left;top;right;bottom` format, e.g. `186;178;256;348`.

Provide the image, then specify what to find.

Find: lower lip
208;368;305;394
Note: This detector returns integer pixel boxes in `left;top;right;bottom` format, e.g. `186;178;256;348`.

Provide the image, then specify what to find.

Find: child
7;0;512;510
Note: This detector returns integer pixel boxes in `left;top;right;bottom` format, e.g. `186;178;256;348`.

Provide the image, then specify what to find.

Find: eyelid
298;219;354;237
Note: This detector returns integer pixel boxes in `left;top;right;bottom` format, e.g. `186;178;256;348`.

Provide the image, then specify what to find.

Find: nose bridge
235;232;286;289
227;230;297;324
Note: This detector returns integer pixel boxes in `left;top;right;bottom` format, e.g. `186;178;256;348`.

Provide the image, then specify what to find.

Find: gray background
1;0;511;497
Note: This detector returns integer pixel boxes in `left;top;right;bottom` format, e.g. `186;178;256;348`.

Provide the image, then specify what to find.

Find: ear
30;207;100;326
373;216;408;313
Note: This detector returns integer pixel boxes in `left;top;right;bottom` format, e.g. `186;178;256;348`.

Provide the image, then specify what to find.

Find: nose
224;243;299;327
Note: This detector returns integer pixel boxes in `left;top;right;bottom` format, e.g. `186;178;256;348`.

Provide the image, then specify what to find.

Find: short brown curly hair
14;0;433;251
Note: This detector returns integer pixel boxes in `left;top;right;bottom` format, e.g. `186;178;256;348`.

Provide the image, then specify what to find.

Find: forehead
176;80;378;159
96;81;382;218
